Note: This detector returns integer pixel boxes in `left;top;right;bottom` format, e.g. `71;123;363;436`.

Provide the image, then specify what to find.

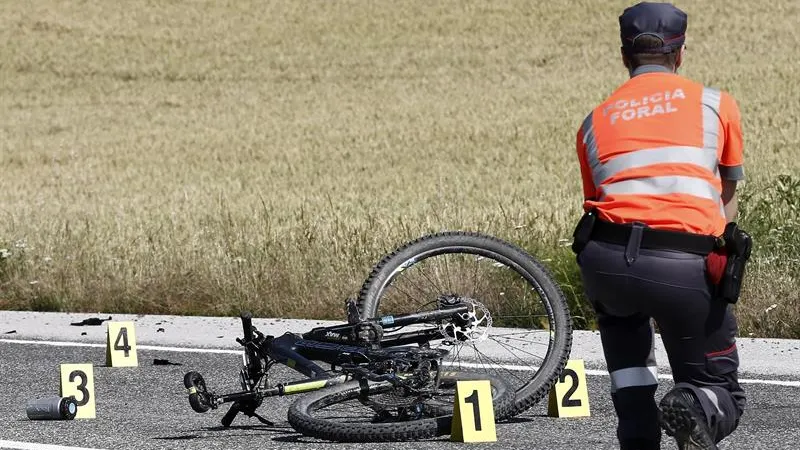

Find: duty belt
589;219;721;256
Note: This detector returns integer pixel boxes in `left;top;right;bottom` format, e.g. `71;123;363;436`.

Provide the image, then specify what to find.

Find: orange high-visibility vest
576;65;745;237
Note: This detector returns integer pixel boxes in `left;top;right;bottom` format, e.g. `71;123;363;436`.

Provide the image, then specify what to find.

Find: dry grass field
1;1;799;336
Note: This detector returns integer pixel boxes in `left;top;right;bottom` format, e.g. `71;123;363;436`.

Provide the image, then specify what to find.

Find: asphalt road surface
0;312;799;450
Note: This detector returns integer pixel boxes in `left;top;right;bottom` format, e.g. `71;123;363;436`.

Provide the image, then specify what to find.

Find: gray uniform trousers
576;237;746;446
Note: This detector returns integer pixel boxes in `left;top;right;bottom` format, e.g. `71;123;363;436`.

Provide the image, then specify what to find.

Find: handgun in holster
571;209;597;255
717;222;753;304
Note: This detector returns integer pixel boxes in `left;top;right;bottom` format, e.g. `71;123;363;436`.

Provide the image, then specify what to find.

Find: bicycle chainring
370;385;426;409
378;347;450;363
353;347;448;411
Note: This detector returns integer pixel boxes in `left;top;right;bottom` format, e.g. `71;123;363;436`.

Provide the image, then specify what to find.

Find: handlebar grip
240;311;253;342
221;402;240;428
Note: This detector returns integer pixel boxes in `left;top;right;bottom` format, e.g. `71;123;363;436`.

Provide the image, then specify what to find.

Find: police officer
571;2;747;450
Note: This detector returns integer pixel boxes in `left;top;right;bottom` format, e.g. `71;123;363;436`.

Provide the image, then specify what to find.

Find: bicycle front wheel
357;231;574;417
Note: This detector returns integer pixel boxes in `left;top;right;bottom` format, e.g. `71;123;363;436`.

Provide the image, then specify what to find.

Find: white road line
2;338;799;387
0;338;240;354
592;369;800;388
0;440;106;450
433;359;800;387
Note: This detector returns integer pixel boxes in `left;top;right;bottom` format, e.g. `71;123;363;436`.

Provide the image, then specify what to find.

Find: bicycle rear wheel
357;231;573;417
287;371;513;442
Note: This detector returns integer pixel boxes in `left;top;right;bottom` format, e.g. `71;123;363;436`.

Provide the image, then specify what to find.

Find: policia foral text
571;3;753;450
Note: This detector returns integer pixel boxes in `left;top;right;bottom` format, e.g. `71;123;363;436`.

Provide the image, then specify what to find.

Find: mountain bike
183;231;573;442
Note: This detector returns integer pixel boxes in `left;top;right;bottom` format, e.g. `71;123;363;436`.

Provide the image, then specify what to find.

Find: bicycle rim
356;231;573;417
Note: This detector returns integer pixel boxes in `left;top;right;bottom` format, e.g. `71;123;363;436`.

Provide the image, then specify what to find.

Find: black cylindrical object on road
26;396;78;420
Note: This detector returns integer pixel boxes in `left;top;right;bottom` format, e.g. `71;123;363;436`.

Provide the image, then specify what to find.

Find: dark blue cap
619;2;687;54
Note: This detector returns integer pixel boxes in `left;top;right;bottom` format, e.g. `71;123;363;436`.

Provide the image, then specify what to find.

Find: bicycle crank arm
214;390;263;405
213;382;297;405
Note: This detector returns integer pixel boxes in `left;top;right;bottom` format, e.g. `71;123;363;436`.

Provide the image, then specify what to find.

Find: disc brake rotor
439;297;492;344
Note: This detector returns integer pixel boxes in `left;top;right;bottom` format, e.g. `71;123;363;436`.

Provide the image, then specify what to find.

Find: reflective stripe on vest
601;175;720;203
582;112;602;187
702;87;722;174
702;87;727;218
584;87;725;211
594;146;717;184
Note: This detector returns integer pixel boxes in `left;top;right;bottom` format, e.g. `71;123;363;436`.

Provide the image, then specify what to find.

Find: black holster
571;209;597;254
717;222;753;304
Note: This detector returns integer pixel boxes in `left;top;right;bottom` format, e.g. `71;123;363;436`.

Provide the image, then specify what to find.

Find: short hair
623;34;681;69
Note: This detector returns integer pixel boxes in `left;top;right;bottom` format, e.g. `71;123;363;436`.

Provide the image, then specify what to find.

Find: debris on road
70;316;112;326
153;358;182;366
5;330;16;334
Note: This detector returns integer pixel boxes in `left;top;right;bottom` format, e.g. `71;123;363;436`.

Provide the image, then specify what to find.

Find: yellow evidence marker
548;359;591;418
60;363;96;419
105;321;138;367
451;379;497;442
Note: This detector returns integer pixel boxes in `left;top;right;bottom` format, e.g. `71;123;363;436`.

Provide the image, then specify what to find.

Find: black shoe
659;388;718;450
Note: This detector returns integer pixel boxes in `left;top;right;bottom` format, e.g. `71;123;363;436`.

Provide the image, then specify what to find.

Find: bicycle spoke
492;314;551;320
490;334;551;347
472;344;527;386
415;264;446;297
471;256;480;298
490;329;551;336
488;335;546;367
385;282;422;307
386;278;437;312
442;253;453;294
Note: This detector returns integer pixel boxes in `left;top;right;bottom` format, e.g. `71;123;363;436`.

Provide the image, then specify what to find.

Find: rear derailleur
338;351;440;422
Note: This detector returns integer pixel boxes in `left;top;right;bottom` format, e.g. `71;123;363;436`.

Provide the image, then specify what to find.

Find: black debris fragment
157;328;165;333
81;332;87;336
70;316;112;326
5;330;16;334
153;358;182;366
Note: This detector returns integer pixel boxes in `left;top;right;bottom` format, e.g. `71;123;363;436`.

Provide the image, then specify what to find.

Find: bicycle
184;231;573;442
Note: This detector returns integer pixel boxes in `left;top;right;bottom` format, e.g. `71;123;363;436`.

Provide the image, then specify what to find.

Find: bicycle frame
205;302;471;412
